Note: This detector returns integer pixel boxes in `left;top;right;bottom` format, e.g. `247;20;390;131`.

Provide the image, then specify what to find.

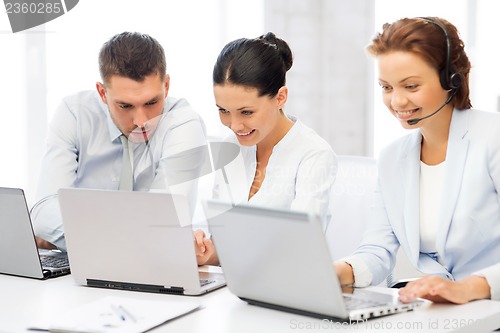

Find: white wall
0;21;29;194
0;0;265;205
2;0;499;205
264;0;375;156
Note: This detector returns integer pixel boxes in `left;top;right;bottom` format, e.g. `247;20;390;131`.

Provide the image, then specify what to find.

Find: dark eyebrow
215;104;252;111
144;97;160;104
399;76;421;83
114;99;131;105
379;76;422;85
114;95;161;105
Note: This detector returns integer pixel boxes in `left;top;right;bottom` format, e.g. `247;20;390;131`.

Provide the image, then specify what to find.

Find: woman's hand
193;229;219;266
398;275;491;304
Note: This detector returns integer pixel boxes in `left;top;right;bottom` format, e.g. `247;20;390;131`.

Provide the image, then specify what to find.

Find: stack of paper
35;296;200;333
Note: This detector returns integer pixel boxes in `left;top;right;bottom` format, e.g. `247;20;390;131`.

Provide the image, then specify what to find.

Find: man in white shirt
32;32;207;251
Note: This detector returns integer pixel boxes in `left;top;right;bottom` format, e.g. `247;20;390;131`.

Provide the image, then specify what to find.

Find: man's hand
35;236;57;250
334;261;355;286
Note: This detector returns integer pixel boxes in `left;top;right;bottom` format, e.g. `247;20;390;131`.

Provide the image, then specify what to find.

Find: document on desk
29;296;200;333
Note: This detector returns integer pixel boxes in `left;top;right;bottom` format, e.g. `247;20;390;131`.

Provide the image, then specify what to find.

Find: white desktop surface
1;270;500;333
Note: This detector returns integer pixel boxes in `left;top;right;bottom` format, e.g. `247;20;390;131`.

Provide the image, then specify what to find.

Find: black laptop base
240;296;416;323
86;279;186;295
240;297;356;323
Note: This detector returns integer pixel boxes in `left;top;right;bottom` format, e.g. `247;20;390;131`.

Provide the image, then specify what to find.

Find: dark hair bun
259;32;293;71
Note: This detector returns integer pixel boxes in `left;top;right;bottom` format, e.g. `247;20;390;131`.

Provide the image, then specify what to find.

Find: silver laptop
58;188;225;296
0;187;70;279
204;200;423;321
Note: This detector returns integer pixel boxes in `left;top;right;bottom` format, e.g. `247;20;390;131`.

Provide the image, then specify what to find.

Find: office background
1;0;499;205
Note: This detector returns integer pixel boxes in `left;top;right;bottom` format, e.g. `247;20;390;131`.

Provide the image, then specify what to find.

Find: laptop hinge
87;279;185;295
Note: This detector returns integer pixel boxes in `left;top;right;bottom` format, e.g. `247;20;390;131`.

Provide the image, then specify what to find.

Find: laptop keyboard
40;255;69;268
343;295;387;310
200;279;216;287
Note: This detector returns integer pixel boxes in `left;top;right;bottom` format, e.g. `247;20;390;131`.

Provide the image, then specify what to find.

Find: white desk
1;272;500;333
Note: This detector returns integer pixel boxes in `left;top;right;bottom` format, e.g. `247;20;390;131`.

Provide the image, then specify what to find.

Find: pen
116;304;137;322
111;304;126;321
111;304;136;322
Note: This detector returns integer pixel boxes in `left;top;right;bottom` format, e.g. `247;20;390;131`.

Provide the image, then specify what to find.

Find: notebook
0;187;70;279
204;200;424;321
58;188;225;296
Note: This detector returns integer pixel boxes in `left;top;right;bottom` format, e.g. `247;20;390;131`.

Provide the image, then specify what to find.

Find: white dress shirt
213;116;337;226
32;90;207;251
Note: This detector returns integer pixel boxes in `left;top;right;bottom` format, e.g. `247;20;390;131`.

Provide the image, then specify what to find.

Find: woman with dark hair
195;32;337;266
335;17;500;304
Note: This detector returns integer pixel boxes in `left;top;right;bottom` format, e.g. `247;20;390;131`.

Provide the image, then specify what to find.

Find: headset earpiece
448;71;463;90
440;67;462;90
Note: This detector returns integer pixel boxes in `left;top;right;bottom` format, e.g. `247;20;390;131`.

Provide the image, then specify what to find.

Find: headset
406;17;462;125
419;17;462;90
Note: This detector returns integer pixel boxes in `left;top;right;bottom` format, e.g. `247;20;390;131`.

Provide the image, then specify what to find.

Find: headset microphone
406;89;456;125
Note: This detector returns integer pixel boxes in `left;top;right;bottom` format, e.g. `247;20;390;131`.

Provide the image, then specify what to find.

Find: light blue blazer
353;109;500;289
